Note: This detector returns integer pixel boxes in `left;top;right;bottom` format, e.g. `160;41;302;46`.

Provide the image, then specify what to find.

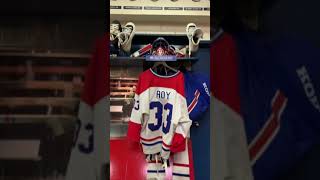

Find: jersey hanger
152;61;178;76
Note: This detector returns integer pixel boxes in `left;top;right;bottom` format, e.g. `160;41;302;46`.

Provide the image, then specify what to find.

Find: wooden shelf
111;77;138;81
0;52;91;59
110;57;144;67
0;114;75;120
0;97;79;107
110;56;198;61
110;97;133;101
0;81;82;90
0;66;86;75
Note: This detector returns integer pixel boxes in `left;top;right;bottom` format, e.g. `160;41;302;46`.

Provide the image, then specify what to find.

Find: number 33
148;101;173;134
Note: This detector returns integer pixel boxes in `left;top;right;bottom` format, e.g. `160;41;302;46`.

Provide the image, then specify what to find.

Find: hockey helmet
151;37;175;56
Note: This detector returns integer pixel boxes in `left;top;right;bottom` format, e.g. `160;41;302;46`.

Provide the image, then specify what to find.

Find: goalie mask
151;37;175;56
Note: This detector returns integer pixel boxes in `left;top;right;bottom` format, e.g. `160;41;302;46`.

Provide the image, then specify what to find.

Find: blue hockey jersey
183;71;210;123
235;32;320;180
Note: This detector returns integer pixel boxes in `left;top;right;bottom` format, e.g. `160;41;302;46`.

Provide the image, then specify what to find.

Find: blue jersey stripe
141;141;162;146
173;173;190;177
147;170;165;173
162;147;170;151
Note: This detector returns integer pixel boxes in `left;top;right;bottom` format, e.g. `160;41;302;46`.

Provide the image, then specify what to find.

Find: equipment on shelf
186;23;204;56
110;20;122;56
131;43;152;57
118;22;136;54
110;20;122;42
110;21;136;56
110;21;204;57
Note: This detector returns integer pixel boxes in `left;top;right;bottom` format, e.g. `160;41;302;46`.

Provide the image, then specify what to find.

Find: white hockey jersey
127;69;192;160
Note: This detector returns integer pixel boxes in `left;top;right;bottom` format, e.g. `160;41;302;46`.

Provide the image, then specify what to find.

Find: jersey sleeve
175;95;192;137
127;79;143;142
171;93;192;152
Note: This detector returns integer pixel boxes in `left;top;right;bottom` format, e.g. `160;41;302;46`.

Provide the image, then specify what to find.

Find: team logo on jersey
156;47;165;56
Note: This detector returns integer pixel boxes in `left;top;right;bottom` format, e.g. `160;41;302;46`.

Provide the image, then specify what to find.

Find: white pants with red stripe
146;140;194;180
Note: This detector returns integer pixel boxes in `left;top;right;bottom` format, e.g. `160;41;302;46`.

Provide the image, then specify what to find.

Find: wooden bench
109;77;138;122
0;123;49;178
0;140;41;160
0;52;88;124
110;77;137;100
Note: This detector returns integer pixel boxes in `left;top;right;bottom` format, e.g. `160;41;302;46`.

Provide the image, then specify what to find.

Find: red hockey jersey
127;69;192;160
